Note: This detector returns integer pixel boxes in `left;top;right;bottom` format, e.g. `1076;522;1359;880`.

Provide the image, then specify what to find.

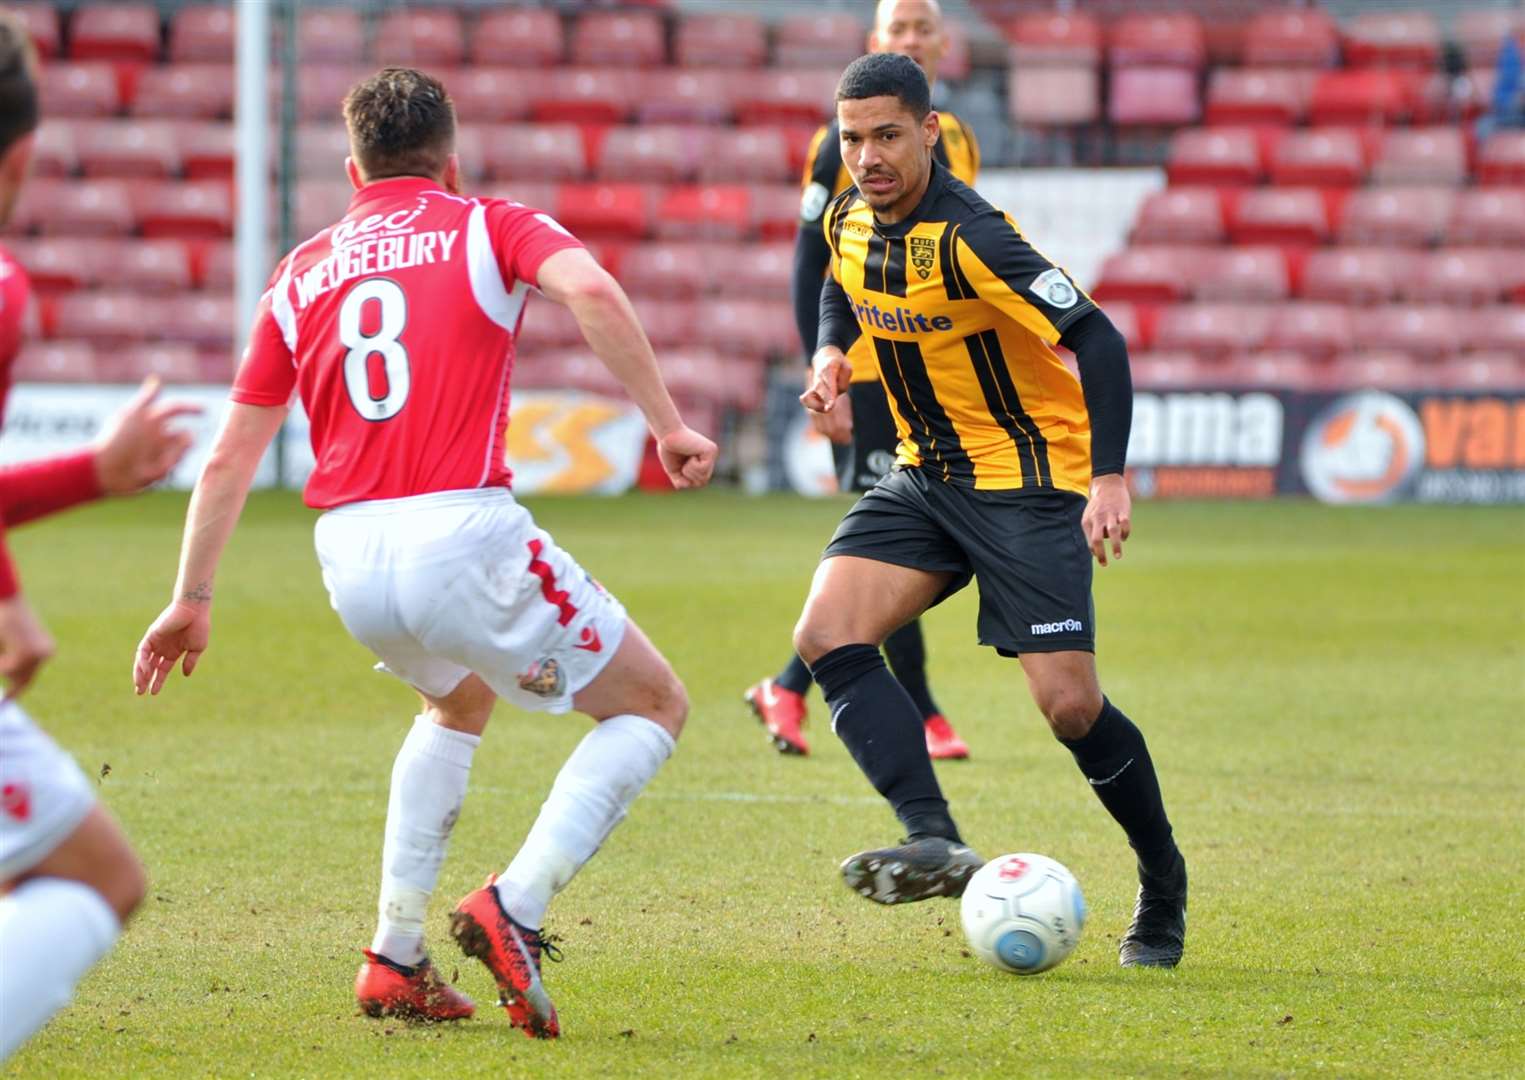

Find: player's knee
1035;685;1103;742
646;665;688;739
792;617;840;667
95;842;148;924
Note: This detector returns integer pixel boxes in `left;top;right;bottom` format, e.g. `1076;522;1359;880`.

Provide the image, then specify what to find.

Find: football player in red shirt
0;13;198;1063
133;69;717;1038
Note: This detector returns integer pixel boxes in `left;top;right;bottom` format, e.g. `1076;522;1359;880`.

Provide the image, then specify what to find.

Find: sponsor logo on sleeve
800;182;831;223
1030;267;1078;310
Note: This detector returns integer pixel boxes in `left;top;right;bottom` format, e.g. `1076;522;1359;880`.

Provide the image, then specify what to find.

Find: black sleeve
792;220;833;359
1058;307;1132;478
816;276;861;355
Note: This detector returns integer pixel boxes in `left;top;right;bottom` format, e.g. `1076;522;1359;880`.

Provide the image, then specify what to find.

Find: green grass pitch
6;491;1522;1079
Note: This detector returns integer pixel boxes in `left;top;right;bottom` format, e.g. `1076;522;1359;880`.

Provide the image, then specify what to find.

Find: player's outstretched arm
133;401;287;695
536;247;716;489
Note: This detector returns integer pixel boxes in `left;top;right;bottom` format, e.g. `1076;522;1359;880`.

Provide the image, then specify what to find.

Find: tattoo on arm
180;581;212;604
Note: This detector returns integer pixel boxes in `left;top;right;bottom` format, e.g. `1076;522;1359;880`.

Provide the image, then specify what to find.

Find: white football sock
0;877;120;1063
371;716;479;967
495;714;675;930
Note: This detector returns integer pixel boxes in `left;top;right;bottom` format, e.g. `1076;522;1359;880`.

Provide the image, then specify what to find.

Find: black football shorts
823;467;1096;655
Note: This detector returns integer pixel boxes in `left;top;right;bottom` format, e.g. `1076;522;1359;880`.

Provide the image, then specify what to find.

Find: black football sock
882;620;941;719
774;653;814;697
810;644;961;843
1061;698;1178;879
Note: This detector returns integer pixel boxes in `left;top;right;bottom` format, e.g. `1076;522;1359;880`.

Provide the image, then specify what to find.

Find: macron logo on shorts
1030;619;1084;636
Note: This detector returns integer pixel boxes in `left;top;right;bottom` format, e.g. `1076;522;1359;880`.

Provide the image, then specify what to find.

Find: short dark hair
834;52;931;121
342;67;455;180
0;11;39;157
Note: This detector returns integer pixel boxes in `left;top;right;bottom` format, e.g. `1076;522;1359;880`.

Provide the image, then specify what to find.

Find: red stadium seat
630;299;699;349
1456;9;1521;67
733;68;839;127
294;64;368;123
1166;127;1264;186
29;180;136;236
1006;13;1103;66
448;69;537;124
617;242;711;299
1264;302;1353;358
1204;68;1311;126
372;10;465;67
712;241;793;300
37;62;120;117
1242;8;1339;68
695;299;797;359
1448;188;1525;248
1338;187;1454;248
1095;300;1153;350
481;124;586;182
516;295;586;352
295;125;353;178
1477;132;1525;186
135;180;233;238
1328;351;1429;390
169;4;233;62
1127;350;1220;389
197;241;233;290
1343;11;1441;70
1372;128;1468;186
773;14;866;68
528;68;634;125
1269;127;1370;187
554;183;652;240
1299;248;1410;305
656;185;750;241
471;8;564;67
635;69;735;125
296;7;363;64
1154;303;1271;357
1352;306;1463;359
1009;66;1100;126
77;120;179;178
132;63;233;119
1108;67;1199;126
1463;307;1525;357
1405;250;1503;307
12;3;60;59
1458;66;1498;121
1130;187;1224;245
69;4;160;63
1197;246;1289;302
1091;246;1198;304
1232;350;1327;390
1230;187;1329;246
1438;354;1525;391
1309;71;1413;126
30;122;79;177
749;184;800;241
293;180;351;238
13;342;98;382
571;10;666;68
177;121;233;179
597;126;708;183
98;342;202;383
698;129;793;184
1108;13;1205;68
7;237;93;292
53;291;151;344
480;182;562;216
675;13;768;68
158;295;235;349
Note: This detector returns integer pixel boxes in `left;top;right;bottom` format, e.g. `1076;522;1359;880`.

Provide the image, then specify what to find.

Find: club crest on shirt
908;236;937;280
518;657;566;698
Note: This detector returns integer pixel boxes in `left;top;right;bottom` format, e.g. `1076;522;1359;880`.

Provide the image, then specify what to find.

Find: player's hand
656;426;718;490
800;349;852;415
0;593;55;700
1083;473;1132;567
133;601;211;696
805;367;854;444
93;376;202;496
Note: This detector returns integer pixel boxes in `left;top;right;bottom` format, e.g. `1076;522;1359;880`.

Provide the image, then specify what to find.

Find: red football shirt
232;177;583;509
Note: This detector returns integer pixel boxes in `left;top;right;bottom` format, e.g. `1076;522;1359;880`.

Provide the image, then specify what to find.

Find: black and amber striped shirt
798;112;979;383
819;162;1096;494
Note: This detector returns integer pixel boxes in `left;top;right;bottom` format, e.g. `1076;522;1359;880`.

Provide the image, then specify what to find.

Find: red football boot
744;677;810;755
924;713;970;760
354;950;475;1021
450;876;561;1039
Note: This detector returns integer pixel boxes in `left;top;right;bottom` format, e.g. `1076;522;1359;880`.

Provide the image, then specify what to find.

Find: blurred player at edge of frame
0;12;199;1063
132;68;717;1039
746;0;975;761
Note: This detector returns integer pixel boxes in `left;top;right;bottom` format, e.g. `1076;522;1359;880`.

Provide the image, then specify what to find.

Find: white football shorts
314;487;627;714
0;700;97;881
